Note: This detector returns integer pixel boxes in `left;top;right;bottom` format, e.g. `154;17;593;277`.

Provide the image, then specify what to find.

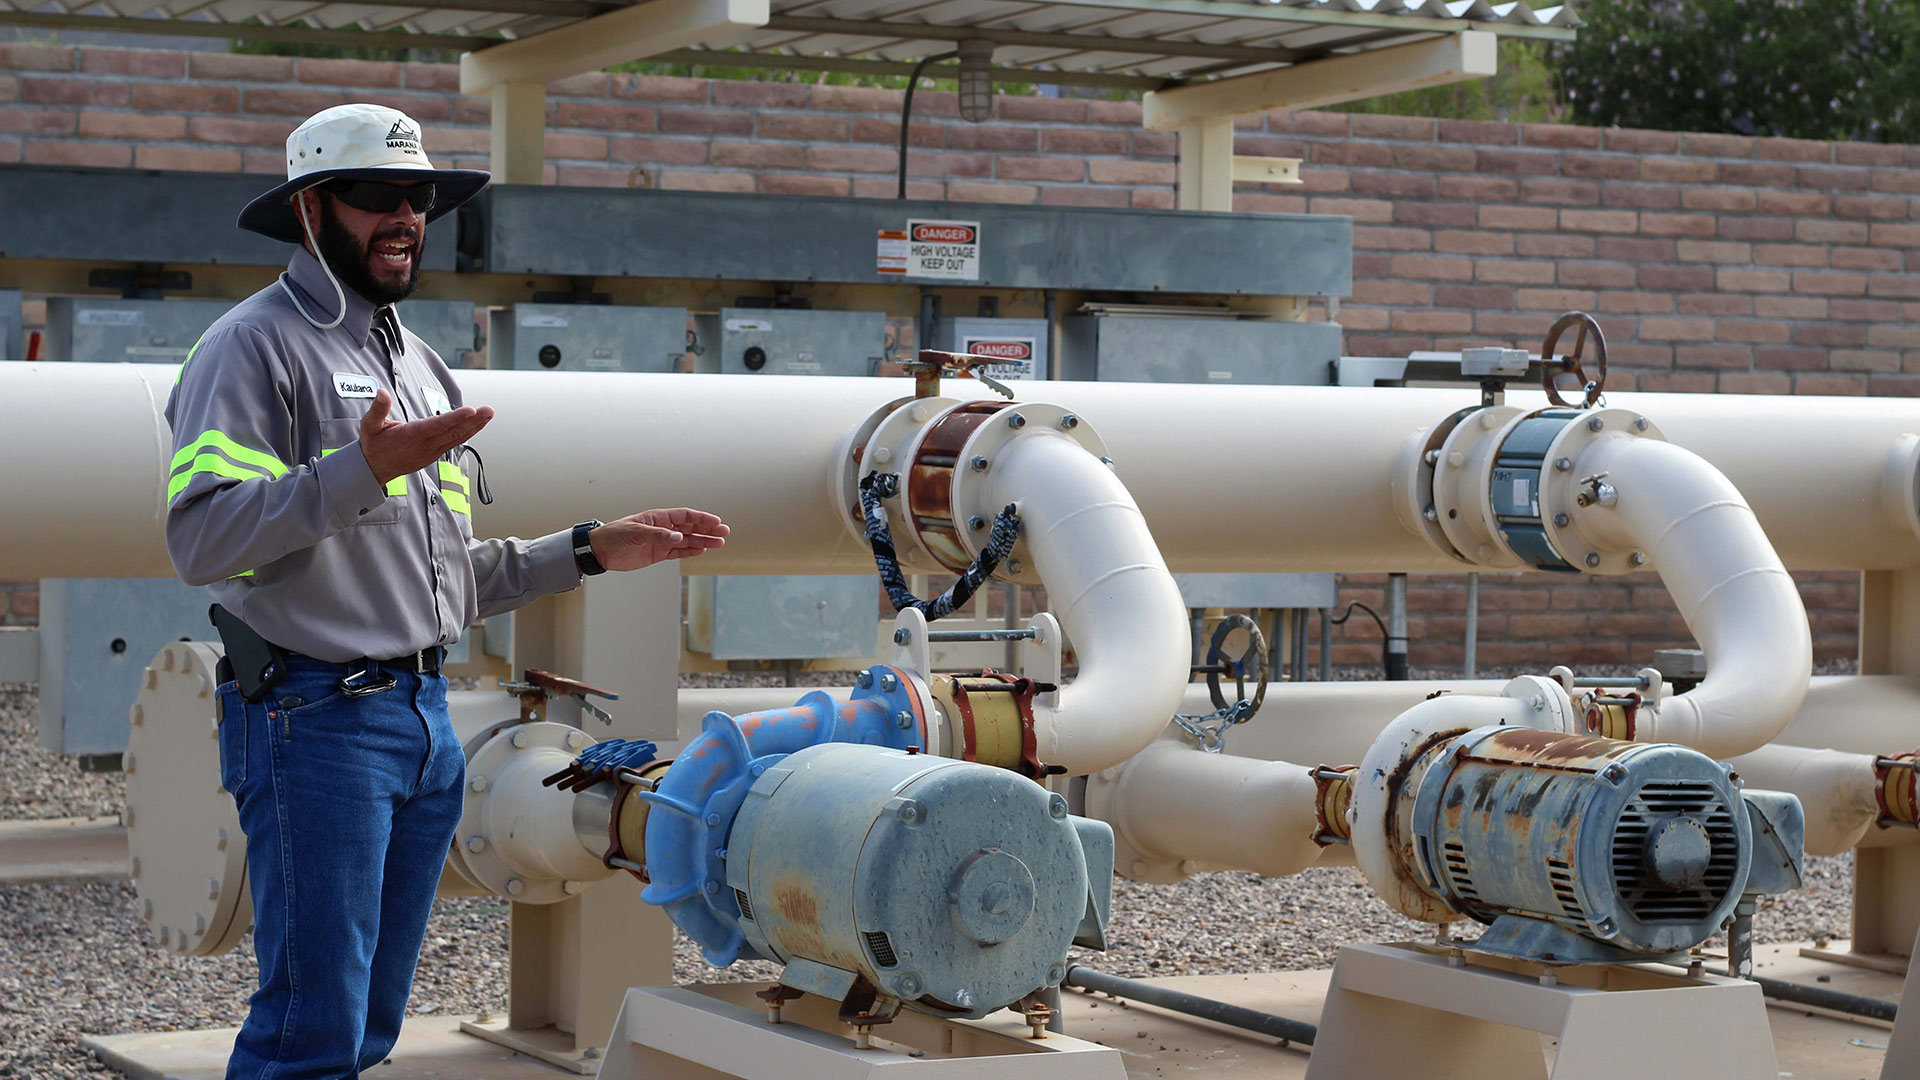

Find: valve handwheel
1540;311;1608;410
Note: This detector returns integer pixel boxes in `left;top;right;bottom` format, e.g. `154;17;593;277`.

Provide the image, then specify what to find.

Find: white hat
238;103;490;243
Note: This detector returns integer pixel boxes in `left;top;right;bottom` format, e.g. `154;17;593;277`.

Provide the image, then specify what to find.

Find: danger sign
906;218;981;280
961;336;1036;381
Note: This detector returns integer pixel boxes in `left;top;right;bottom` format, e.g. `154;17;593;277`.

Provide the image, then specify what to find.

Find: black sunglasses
321;179;437;215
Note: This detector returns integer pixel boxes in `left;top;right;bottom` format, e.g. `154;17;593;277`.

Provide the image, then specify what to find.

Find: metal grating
1610;781;1740;923
863;929;899;968
734;887;755;921
1442;840;1480;902
1546;856;1583;921
0;0;1578;93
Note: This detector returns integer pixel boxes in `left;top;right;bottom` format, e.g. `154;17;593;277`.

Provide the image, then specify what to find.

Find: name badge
423;385;453;416
333;371;379;398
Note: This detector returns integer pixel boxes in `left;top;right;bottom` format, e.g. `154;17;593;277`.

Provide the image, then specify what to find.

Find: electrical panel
38;577;210;757
397;299;480;368
1060;316;1341;385
0;288;21;361
45;298;235;364
935;317;1049;381
696;308;887;377
685;576;879;662
488;304;690;372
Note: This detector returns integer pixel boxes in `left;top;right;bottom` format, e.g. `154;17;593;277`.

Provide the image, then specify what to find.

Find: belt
345;646;445;676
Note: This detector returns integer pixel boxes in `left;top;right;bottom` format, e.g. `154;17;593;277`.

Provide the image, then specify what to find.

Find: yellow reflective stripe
167;453;275;501
435;460;467;488
442;489;472;517
230;569;254;579
171;431;287;479
386;476;408;497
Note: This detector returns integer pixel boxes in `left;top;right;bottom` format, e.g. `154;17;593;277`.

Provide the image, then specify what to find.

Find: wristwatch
572;519;606;577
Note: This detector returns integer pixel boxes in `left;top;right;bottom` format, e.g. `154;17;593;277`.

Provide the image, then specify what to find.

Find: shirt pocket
319;416;408;525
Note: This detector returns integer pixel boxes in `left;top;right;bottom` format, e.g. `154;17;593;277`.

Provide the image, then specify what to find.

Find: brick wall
3;43;1913;665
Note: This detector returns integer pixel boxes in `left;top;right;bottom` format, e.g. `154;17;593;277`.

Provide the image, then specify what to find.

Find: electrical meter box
45;297;235;364
0;288;21;361
398;299;479;368
696;308;887;377
38;577;210;758
1060;316;1341;385
488;304;689;372
685;576;879;661
935;317;1049;381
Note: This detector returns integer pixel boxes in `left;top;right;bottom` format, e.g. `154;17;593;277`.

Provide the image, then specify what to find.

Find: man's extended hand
589;508;730;572
358;389;493;485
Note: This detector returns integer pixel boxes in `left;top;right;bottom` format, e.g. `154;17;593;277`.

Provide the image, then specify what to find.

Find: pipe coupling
929;672;1050;778
1581;691;1640;742
1875;751;1920;829
1311;765;1357;846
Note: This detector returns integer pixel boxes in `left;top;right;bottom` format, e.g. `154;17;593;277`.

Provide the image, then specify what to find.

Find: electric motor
725;742;1110;1019
1384;724;1803;962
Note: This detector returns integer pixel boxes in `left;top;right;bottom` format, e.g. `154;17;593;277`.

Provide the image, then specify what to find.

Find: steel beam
459;0;769;94
759;13;1310;62
1143;29;1497;130
653;48;1167;89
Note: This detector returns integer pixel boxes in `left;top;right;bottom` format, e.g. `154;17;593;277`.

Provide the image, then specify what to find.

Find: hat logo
386;118;421;155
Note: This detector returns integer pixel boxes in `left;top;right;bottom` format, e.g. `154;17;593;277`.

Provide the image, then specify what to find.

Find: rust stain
1477;727;1633;766
770;878;830;961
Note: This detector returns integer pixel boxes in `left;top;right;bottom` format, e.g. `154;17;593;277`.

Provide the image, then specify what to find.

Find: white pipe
8;364;1920;579
1723;743;1883;856
1090;737;1333;880
979;428;1190;775
1569;435;1813;759
483;741;614;887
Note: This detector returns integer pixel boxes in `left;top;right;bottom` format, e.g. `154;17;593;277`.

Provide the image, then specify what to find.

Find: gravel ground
0;674;1858;1077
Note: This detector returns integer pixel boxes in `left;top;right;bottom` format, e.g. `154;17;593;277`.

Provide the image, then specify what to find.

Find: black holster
209;604;288;704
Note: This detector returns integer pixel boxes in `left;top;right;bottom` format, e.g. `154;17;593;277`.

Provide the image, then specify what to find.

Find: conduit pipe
9;365;1920;580
1723;744;1883;856
1555;431;1813;760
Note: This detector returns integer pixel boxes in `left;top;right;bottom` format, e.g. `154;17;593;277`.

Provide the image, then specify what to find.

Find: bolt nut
898;801;922;823
467;836;487;853
1553;512;1570;527
856;670;875;689
1588;417;1605;432
511;730;528;749
1007;413;1026;429
583;1047;601;1060
703;879;721;894
470;775;489;793
893;628;911;646
505;878;525;896
1633;417;1649;432
895;974;921;996
894;710;915;730
1424;449;1441;465
1060;414;1079;430
1006;558;1022;574
970;455;989;472
1630;551;1647;567
1585;552;1602;568
968;515;986;531
881;673;900;692
1049;794;1069;819
1099;456;1115;468
1047;963;1067;985
1422;506;1439;523
1554;457;1573;472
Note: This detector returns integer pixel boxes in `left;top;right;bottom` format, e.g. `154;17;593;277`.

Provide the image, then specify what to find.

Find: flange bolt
1007;413;1026;429
970;455;989;472
1553;512;1570;527
968;516;986;531
1060;414;1079;430
1588;417;1605;432
894;711;915;730
893;628;911;646
856;671;874;689
1585;553;1602;568
1554;457;1573;472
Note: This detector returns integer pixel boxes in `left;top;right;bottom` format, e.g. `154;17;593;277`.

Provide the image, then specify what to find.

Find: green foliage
1328;38;1565;123
1550;0;1920;142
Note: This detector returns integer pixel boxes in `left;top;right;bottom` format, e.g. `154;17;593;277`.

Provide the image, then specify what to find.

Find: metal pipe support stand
595;983;1125;1080
1305;942;1779;1080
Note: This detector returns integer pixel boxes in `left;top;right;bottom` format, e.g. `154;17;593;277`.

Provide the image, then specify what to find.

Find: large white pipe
1568;435;1813;759
979;427;1190;775
1723;743;1883;856
7;364;1920;579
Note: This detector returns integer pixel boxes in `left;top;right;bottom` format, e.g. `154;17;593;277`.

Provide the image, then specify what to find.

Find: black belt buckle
340;665;398;698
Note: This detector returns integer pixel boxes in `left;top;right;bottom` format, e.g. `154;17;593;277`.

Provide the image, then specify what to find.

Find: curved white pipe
1088;737;1332;881
1568;435;1813;759
1724;743;1882;856
977;428;1191;776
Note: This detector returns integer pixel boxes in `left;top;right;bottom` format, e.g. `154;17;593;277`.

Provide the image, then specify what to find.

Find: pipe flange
948;402;1109;587
1080;765;1190;885
459;721;589;905
1429;404;1527;569
848;396;964;575
127;641;253;957
1537;407;1665;576
1880;433;1920;546
1394;406;1481;563
832;394;920;550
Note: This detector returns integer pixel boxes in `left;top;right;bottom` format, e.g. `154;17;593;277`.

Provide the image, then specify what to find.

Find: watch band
572;519;606;576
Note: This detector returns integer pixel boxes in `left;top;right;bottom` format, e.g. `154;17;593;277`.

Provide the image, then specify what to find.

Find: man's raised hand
358;389;493;484
588;508;730;573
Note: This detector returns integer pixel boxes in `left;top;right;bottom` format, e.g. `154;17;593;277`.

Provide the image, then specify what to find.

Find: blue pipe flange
640;665;927;965
1489;408;1582;571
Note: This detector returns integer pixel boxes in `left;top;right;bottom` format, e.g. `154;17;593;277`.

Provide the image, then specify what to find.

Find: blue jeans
216;655;464;1080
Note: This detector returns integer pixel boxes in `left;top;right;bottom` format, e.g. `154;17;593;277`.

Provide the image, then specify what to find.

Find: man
165;103;729;1079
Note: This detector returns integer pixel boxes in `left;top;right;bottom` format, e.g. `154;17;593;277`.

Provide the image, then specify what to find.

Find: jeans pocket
216;683;247;796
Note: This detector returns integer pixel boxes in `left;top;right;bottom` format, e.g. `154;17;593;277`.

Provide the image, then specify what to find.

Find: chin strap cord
279;197;347;331
859;471;1020;622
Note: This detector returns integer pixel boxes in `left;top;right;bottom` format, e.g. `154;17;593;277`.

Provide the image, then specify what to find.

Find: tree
1550;0;1920;142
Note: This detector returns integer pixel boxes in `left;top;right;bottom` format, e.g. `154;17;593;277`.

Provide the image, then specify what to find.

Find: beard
316;198;422;306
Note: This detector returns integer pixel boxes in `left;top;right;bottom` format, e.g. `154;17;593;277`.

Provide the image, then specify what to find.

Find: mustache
370;228;420;247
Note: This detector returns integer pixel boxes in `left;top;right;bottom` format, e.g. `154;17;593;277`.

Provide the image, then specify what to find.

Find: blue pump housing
639;665;925;965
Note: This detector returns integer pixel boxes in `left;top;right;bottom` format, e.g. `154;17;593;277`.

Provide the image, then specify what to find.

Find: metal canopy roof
0;0;1576;92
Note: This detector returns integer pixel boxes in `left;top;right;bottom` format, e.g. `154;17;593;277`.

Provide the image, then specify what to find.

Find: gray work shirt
164;247;581;663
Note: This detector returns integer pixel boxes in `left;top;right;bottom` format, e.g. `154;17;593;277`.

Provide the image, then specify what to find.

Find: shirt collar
285;246;386;350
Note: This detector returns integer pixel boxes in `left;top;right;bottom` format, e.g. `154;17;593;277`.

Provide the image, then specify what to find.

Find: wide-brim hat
239;103;490;243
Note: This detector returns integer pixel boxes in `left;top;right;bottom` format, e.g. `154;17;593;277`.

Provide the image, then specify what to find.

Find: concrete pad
78;942;1904;1080
0;815;128;884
